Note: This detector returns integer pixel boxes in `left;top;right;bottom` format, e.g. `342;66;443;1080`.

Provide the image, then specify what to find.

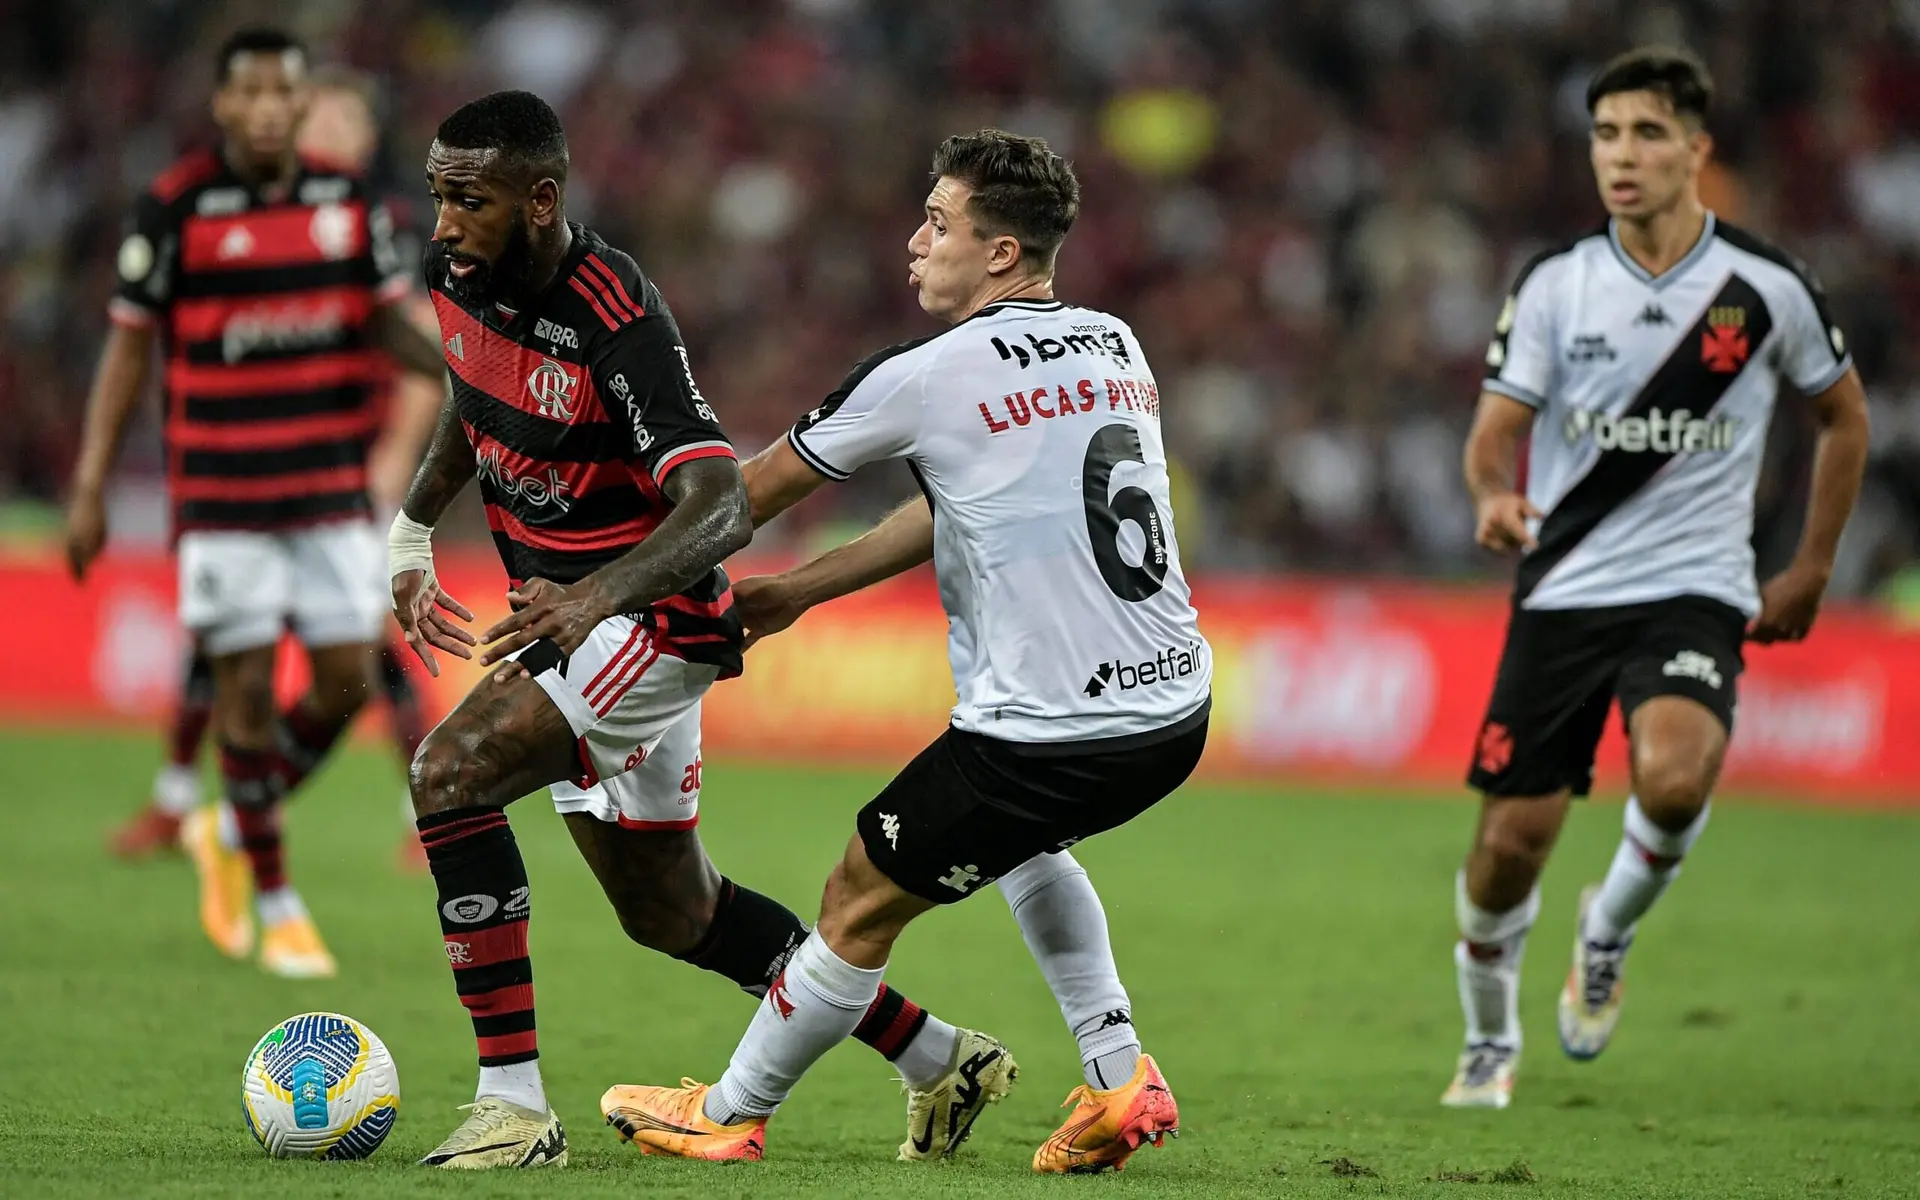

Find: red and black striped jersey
111;148;411;535
426;225;743;676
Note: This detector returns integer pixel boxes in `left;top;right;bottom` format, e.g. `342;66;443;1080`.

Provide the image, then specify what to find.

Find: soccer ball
242;1012;400;1159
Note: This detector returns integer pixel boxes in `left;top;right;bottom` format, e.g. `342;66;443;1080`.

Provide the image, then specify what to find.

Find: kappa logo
768;972;797;1020
1633;302;1672;327
1662;650;1723;690
526;357;580;421
879;812;900;849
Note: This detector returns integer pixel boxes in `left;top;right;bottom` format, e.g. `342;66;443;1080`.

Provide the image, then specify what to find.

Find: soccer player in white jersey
599;130;1210;1172
1444;47;1870;1108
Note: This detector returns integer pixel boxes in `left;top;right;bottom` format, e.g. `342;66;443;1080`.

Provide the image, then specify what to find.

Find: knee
1475;811;1556;873
1631;742;1717;825
409;723;503;817
222;675;278;740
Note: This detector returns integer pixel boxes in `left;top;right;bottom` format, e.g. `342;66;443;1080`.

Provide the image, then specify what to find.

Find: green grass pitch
2;729;1917;1198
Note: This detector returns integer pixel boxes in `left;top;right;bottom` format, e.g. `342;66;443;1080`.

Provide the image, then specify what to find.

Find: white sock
1454;871;1539;1050
216;801;242;852
1587;795;1710;945
892;1014;960;1091
997;851;1142;1090
255;886;306;926
153;765;202;816
477;1060;548;1114
706;931;883;1123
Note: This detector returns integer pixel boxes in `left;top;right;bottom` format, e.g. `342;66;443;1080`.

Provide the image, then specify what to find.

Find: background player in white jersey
601;130;1210;1174
1445;47;1870;1108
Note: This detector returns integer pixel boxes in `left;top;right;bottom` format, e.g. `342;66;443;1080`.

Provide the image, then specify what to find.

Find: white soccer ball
242;1012;400;1159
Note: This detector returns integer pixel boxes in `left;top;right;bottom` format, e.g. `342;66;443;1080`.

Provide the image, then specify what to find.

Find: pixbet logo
1084;641;1205;699
477;447;573;512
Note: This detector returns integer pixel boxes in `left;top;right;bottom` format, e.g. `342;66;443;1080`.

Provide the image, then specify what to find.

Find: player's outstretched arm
64;322;156;581
477;457;752;664
733;497;933;648
1750;368;1870;644
371;299;451;381
740;436;829;527
1463;390;1542;554
370;298;449;509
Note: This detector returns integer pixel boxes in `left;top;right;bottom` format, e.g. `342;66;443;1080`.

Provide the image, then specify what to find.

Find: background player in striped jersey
1443;47;1871;1108
106;63;443;874
390;91;1004;1170
65;29;448;978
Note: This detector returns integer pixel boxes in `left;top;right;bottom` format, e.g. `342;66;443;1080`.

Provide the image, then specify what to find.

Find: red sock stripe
446;921;529;967
231;804;286;892
1463;938;1508;963
1626;832;1683;870
567;275;624;331
476;1030;540;1061
419;811;509;849
870;997;926;1058
583;254;646;319
461;982;536;1018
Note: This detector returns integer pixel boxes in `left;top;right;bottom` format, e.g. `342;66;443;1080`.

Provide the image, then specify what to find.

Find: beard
437;211;537;307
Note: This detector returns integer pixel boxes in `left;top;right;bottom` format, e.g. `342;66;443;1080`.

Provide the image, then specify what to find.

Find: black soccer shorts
1467;594;1745;798
856;702;1210;904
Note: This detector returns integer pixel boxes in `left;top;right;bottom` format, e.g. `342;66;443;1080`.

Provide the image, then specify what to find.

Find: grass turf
1;729;1917;1198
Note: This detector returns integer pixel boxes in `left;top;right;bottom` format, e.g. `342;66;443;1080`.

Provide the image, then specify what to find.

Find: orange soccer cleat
181;806;253;959
600;1080;766;1162
1032;1053;1179;1174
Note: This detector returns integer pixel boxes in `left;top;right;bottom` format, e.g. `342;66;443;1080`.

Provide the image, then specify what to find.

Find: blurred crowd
3;0;1919;587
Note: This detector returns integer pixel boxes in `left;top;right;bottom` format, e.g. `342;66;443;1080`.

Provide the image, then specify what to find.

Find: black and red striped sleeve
585;304;735;486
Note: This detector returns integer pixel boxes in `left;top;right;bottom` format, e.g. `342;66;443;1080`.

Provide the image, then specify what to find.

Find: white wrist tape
388;511;438;581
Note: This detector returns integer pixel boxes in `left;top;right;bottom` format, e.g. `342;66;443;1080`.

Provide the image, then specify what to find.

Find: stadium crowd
2;0;1917;587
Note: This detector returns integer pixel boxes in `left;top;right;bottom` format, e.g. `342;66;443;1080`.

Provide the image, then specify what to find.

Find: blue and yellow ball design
242;1012;400;1159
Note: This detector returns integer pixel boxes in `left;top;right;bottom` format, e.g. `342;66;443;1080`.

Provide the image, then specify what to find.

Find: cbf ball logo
526;358;579;421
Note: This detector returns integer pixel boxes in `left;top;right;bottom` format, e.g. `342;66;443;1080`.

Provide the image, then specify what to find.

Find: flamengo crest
527;357;579;420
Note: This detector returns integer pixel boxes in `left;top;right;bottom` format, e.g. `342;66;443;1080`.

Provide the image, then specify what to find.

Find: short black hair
216;28;306;84
931;129;1080;274
435;90;570;185
1586;45;1713;125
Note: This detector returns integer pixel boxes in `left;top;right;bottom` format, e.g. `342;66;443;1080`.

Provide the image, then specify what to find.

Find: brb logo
526;357;579;421
1562;406;1739;454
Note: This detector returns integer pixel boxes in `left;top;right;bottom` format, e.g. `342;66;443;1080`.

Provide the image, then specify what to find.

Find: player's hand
1748;558;1832;644
1474;491;1541;554
479;577;611;666
64;486;108;582
732;574;808;651
393;568;476;677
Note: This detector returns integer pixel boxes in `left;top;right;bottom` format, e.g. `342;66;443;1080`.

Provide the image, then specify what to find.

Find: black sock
418;807;537;1066
672;877;804;997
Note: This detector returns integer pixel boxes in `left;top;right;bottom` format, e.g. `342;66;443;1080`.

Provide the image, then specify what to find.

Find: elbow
723;489;755;556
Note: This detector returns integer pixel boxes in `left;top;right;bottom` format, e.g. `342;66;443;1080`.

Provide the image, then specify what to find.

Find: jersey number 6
1083;423;1169;602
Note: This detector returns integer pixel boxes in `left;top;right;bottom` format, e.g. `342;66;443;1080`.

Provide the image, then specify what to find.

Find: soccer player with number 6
601;130;1211;1173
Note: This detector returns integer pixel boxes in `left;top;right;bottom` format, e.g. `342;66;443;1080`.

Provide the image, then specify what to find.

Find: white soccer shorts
518;614;719;828
176;520;387;655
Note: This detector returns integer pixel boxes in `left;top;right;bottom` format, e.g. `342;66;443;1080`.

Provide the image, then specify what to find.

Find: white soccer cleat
1440;1042;1519;1109
421;1097;568;1169
1559;884;1629;1061
898;1028;1018;1161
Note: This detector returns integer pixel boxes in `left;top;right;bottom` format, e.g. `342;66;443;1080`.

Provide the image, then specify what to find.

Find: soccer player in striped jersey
66;29;448;978
1444;46;1870;1108
391;91;1003;1171
105;63;443;873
